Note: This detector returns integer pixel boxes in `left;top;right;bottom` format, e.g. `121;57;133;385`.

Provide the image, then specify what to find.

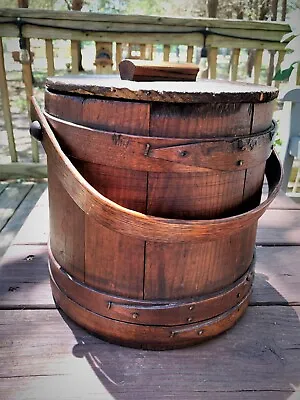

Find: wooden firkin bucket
30;67;282;349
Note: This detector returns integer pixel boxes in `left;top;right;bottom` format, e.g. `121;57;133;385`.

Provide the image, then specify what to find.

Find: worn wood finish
47;162;85;281
46;76;278;103
1;188;299;395
146;169;247;219
252;101;275;133
0;306;299;398
144;225;256;300
45;90;150;135
36;74;281;348
148;102;253;138
0;8;291;32
50;247;254;325
241;162;266;213
33;100;282;243
51;269;251;349
2;244;300;308
45;113;274;174
119;59;199;81
84;219;145;298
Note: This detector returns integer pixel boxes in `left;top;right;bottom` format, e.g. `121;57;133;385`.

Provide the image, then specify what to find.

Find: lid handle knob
119;59;199;82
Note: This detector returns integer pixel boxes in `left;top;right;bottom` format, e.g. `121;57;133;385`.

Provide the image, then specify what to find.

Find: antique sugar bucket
30;61;282;349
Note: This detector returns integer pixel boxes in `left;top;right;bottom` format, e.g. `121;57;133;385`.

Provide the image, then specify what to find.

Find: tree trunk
207;0;218;17
267;0;278;85
271;0;278;20
281;0;287;20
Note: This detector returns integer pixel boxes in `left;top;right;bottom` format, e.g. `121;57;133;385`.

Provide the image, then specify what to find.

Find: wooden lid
46;75;278;103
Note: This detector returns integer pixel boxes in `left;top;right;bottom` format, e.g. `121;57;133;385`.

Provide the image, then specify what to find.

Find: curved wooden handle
119;59;199;81
30;97;282;244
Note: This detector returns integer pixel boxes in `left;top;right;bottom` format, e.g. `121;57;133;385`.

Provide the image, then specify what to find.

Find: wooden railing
0;8;292;179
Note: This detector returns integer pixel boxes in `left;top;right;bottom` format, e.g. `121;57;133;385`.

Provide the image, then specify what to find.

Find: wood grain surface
46;75;278;103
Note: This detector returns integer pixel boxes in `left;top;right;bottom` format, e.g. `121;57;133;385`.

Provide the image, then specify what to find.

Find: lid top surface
46;75;278;103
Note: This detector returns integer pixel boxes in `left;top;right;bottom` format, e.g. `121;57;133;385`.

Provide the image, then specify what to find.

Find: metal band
49;245;254;327
45;111;275;173
50;268;251;349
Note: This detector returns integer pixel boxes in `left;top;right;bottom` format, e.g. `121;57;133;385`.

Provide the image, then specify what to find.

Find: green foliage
273;62;299;81
272;9;300;82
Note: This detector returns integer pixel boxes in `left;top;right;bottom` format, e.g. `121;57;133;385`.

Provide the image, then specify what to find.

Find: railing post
0;38;17;162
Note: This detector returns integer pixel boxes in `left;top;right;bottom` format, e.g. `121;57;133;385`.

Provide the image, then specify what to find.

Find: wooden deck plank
7;183;300;248
0;182;33;232
0;244;299;308
12;189;49;246
0;183;47;259
0;380;295;400
0;245;52;308
262;187;300;210
0;307;299;398
257;210;300;245
0;182;8;196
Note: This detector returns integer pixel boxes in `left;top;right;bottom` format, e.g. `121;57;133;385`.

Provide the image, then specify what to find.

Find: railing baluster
71;40;80;74
0;37;17;163
22;61;39;162
45;39;55;76
230;48;240;81
254;49;263;84
163;44;170;62
187;45;193;63
274;50;285;88
128;43;133;58
267;50;276;86
140;44;146;59
116;43;122;71
95;42;113;74
150;45;154;60
297;63;300;86
208;47;217;79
